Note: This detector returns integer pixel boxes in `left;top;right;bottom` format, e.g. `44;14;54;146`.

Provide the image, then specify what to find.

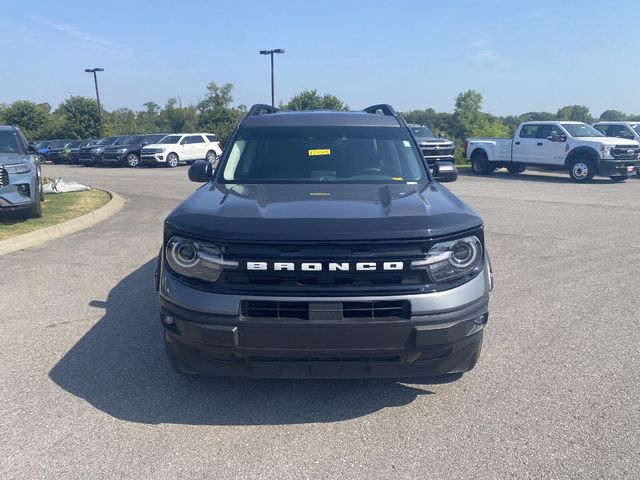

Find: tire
166;152;179;168
470;151;492;175
610;176;626;183
206;150;218;164
29;192;42;219
568;158;595;183
507;164;526;174
125;153;140;168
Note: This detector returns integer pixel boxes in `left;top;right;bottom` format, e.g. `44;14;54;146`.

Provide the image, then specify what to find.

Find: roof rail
247;104;279;116
363;104;397;116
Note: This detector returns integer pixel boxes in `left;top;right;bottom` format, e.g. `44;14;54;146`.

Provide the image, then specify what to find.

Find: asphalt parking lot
1;165;639;479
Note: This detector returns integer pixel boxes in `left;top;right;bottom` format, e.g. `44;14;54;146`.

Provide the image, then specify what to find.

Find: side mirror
188;160;213;182
547;133;567;142
432;161;458;183
28;144;37;153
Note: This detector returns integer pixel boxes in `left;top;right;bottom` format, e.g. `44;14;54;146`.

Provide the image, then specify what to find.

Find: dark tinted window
410;126;435;138
144;134;166;143
185;135;205;144
206;134;218;142
222;126;427;184
0;130;23;154
158;135;181;144
124;135;144;144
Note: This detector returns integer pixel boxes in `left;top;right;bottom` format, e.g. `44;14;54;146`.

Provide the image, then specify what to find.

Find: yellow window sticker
308;149;331;156
392;177;404;181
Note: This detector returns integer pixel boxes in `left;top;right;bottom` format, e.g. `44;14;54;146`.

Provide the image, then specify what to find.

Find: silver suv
0;126;43;218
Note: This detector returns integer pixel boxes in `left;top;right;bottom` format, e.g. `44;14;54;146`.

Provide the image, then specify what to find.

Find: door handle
537;142;543;146
515;141;521;145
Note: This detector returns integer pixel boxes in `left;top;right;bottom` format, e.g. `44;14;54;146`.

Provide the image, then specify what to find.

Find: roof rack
363;104;397;116
247;104;279;116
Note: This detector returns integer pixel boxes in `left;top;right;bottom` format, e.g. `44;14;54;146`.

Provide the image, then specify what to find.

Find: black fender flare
564;146;600;168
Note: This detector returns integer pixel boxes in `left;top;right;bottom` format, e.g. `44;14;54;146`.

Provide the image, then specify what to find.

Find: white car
140;133;222;167
592;121;640;142
465;121;640;183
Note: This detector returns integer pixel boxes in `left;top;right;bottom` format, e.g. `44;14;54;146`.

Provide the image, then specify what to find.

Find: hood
0;152;31;165
166;182;483;241
105;143;142;151
416;137;454;146
576;137;639;147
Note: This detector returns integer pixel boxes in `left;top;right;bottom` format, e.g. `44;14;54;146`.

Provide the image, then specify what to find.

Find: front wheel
471;152;492;175
166;153;179;168
569;158;595;183
610;176;626;183
507;164;526;174
126;153;140;168
28;193;42;219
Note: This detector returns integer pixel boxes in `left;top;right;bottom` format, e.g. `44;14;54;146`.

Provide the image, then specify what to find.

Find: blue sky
2;0;639;116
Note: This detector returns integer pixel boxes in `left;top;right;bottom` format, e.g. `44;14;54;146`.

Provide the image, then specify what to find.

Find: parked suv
66;139;95;165
48;139;74;164
0;126;43;218
79;136;129;166
141;133;222;167
408;124;456;166
102;133;168;167
155;104;492;378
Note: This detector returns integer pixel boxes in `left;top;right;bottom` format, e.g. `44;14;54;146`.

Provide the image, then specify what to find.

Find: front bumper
598;159;639;177
141;154;165;165
159;259;492;378
102;153;125;164
0;169;37;210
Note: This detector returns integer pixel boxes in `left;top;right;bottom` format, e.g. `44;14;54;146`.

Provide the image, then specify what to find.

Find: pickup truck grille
242;300;411;321
421;146;455;158
611;145;640;160
0;167;8;188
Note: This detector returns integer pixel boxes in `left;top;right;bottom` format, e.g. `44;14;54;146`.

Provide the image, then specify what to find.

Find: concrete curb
0;189;126;256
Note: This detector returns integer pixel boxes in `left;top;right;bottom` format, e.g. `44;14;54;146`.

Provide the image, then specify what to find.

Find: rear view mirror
188;160;213;182
432;161;458;183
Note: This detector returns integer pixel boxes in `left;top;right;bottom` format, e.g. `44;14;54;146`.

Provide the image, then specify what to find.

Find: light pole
85;67;105;137
259;49;285;107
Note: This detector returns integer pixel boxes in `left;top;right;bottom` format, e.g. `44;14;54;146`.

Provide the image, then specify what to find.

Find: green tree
556;105;593;123
196;82;244;141
452;90;484;138
280;89;348;111
108;108;138;135
599;109;627;121
160;98;197;133
1;100;51;140
56;96;104;138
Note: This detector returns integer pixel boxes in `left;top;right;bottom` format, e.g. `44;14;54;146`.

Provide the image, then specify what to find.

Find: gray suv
0;126;43;218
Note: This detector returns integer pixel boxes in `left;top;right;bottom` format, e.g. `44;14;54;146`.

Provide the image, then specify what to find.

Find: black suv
79;136;130;166
48;139;73;164
408;124;456;166
102;133;167;168
156;104;492;378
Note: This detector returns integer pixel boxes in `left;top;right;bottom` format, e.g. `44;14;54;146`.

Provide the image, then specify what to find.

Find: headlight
600;145;612;158
3;162;31;174
411;235;483;283
165;236;238;283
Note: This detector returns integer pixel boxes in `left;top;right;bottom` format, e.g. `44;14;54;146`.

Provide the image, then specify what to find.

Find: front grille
79;148;93;158
0;167;8;188
242;300;411;321
249;355;402;363
611;145;640;160
421;146;454;157
141;148;163;155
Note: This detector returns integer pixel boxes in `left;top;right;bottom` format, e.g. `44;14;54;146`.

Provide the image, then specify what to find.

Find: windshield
67;141;82;148
158;135;181;144
410;126;435;138
96;137;117;145
144;134;166;143
124;135;143;145
561;123;604;138
221;126;428;184
0;130;23;154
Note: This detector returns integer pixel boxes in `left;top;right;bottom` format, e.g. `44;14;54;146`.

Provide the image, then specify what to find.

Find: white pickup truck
464;121;640;183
